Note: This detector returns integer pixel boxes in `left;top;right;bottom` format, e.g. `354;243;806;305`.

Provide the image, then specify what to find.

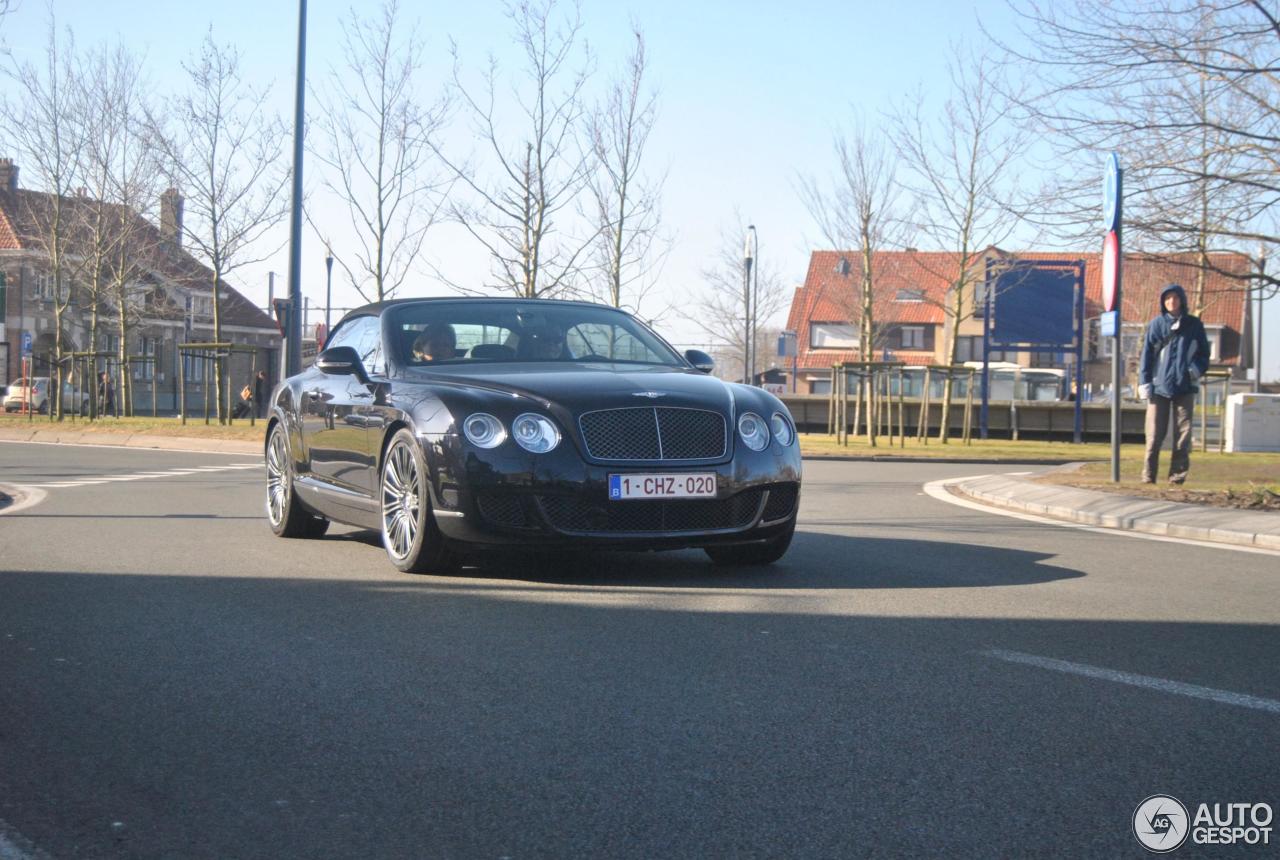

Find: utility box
1223;393;1280;452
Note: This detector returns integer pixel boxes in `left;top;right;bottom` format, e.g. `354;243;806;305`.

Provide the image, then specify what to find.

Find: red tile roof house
0;159;281;413
785;248;1254;396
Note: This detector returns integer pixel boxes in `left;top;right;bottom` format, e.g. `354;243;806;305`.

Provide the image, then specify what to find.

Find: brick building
0;159;281;413
785;248;1254;395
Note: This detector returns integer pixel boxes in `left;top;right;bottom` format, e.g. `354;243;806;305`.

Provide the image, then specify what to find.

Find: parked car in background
264;297;802;573
3;377;90;414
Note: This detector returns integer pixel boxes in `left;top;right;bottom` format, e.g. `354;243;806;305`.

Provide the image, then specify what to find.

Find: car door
302;315;377;492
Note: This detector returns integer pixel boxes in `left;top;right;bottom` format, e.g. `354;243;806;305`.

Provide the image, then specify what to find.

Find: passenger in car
412;323;458;362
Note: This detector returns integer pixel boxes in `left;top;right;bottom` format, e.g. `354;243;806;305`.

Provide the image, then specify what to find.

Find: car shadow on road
327;526;1081;590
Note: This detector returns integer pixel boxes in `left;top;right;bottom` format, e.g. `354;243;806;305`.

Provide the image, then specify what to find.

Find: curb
802;454;1082;465
950;473;1280;551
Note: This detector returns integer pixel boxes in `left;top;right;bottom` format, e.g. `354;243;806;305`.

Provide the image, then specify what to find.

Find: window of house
1098;323;1143;360
810;323;859;349
1205;326;1222;361
895;289;924;302
955;336;1009;363
901;326;925;349
137;337;159;381
35;272;51;301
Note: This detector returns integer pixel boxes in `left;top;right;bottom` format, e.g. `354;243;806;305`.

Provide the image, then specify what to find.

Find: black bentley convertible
265;298;801;573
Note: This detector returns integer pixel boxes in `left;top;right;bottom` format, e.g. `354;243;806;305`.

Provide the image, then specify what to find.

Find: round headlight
737;411;769;452
770;412;794;447
512;413;561;453
463;413;506;448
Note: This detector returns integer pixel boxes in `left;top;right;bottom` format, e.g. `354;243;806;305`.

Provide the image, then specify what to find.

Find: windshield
387;301;685;368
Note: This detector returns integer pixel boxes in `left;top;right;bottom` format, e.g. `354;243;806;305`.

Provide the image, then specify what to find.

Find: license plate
608;473;717;500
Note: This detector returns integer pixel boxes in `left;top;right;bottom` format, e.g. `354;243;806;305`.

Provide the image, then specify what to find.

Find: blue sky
3;0;1277;380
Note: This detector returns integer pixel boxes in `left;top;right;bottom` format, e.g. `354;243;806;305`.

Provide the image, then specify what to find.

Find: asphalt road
1;441;1277;858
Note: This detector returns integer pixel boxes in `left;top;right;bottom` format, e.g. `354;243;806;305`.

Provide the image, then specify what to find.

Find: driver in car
522;324;568;360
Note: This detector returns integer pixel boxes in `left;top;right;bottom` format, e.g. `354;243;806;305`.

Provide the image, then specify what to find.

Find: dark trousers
1143;392;1196;482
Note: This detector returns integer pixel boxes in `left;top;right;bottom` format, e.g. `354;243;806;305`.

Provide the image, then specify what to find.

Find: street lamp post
744;224;756;385
284;0;308;377
324;246;334;334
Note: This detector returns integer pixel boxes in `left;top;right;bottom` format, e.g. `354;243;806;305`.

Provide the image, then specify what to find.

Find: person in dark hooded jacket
1137;284;1210;484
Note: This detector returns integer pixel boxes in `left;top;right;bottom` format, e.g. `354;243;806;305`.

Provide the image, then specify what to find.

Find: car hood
407;362;734;414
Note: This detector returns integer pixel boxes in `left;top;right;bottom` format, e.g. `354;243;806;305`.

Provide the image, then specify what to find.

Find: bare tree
694;219;791;383
1;18;87;418
149;32;288;423
436;0;597;298
310;0;451;304
997;0;1279;309
584;25;667;313
891;47;1030;442
88;44;162;416
799;119;905;444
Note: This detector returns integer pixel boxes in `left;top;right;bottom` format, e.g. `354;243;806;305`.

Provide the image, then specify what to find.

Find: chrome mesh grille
579;407;726;461
538;489;762;534
476;494;530;528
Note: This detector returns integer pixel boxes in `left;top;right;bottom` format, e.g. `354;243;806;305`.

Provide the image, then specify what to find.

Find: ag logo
1134;795;1190;853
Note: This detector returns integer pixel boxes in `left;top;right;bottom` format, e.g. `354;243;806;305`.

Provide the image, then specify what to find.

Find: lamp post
324;245;334;333
743;224;756;385
284;0;308;377
1257;247;1266;393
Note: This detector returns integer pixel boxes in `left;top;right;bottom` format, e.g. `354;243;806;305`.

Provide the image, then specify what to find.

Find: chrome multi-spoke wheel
381;441;421;561
265;421;329;538
380;429;456;574
266;427;290;528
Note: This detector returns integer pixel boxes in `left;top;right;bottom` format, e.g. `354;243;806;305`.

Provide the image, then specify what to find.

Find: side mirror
685;349;714;374
315;346;370;383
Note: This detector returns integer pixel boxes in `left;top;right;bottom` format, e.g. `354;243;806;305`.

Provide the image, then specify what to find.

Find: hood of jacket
1159;283;1189;317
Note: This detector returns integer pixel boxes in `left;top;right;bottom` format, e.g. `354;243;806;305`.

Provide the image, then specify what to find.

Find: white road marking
984;648;1280;715
22;463;262;490
0;816;50;860
923;475;1280;557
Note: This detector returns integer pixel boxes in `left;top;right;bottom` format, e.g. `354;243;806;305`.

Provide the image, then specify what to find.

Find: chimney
160;188;184;246
0;159;18;195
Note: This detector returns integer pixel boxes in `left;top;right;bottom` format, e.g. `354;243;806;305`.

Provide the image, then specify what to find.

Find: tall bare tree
585;26;667;313
311;0;451;304
997;0;1278;310
892;48;1029;442
799;119;905;445
150;32;288;423
694;219;791;383
437;0;597;298
74;43;161;418
86;44;162;416
1;18;87;418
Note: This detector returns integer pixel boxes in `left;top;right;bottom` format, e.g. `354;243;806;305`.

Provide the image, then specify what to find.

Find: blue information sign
1100;310;1119;337
21;330;32;356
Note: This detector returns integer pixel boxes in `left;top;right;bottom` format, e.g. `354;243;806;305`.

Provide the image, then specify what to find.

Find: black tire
704;517;796;566
380;428;457;574
265;422;329;538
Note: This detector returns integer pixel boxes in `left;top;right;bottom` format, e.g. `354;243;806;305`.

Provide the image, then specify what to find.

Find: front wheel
704;518;796;566
380;429;457;574
266;422;329;538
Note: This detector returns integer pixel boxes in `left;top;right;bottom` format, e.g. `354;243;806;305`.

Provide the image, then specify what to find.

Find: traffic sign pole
1103;154;1123;483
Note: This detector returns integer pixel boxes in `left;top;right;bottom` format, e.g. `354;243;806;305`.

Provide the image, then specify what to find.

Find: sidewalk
951;472;1280;551
0;426;261;455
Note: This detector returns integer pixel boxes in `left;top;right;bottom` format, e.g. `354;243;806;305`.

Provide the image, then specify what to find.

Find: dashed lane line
984;648;1280;716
